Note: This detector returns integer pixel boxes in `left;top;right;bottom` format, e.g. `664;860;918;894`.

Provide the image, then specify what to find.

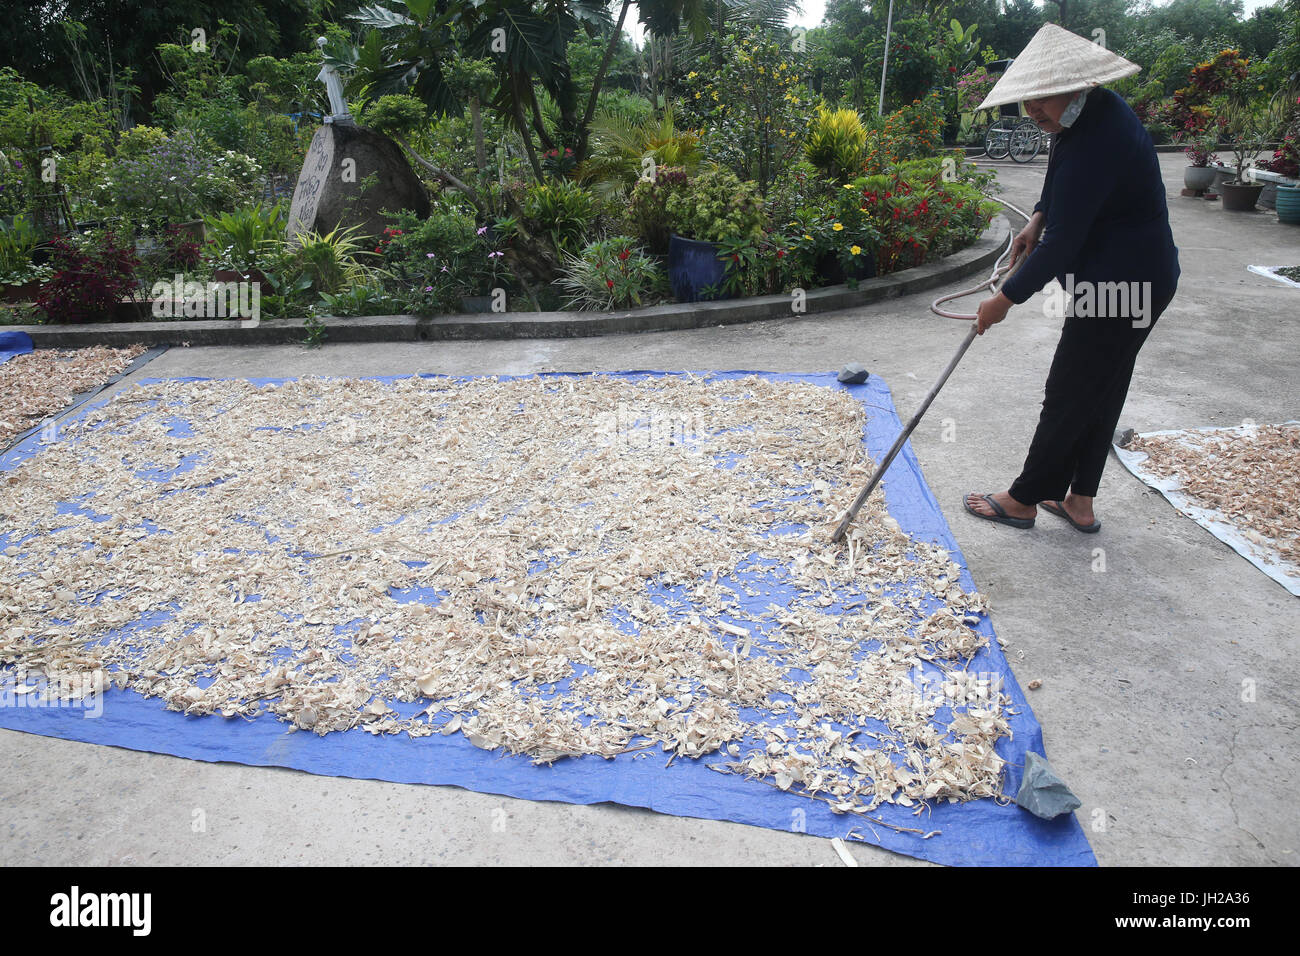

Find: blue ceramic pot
1276;184;1300;224
667;234;729;303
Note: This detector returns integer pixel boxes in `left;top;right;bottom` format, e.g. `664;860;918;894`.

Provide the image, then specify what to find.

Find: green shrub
804;107;867;183
203;204;285;273
522;180;595;255
557;237;667;311
0;214;40;280
664;167;767;243
627;165;689;254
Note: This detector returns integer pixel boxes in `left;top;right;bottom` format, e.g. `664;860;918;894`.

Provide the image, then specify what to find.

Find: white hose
930;196;1035;320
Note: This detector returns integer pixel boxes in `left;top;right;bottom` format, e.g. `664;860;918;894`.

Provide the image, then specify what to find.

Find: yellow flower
687;71;697;79
851;245;862;255
843;183;854;189
803;234;813;240
832;223;844;231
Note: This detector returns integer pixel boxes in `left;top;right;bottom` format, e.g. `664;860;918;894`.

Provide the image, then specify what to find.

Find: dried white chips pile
1;373;1011;814
1130;424;1299;574
0;345;146;448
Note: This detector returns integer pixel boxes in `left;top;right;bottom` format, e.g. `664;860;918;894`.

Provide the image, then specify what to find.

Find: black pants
1009;289;1174;505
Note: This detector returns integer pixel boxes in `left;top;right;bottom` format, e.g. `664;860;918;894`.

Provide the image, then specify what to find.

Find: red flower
618;249;630;260
606;279;615;289
776;249;786;258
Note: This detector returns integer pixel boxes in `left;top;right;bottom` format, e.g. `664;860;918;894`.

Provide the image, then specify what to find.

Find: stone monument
285;38;430;244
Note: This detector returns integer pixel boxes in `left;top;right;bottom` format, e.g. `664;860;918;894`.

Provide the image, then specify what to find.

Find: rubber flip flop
963;493;1035;529
1041;500;1101;533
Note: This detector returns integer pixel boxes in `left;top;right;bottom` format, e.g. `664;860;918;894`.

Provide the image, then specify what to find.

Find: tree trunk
469;96;487;174
394;135;486;218
511;74;546;182
576;0;633;163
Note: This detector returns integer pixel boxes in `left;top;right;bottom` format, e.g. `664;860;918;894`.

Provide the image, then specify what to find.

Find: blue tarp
0;371;1095;866
0;330;33;365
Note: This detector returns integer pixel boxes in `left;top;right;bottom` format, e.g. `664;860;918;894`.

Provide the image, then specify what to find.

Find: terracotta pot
1220;181;1264;212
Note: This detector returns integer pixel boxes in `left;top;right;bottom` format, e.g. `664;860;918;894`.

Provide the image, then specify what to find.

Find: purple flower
476;226;488;235
487;251;503;259
424;285;433;291
425;253;435;258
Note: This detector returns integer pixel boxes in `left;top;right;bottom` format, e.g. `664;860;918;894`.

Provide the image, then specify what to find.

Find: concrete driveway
2;153;1296;866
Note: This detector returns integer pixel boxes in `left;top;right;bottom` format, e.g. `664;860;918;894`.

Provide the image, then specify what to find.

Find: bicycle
983;116;1044;163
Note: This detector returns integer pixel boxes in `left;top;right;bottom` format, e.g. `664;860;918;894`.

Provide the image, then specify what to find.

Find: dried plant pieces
0;373;1010;813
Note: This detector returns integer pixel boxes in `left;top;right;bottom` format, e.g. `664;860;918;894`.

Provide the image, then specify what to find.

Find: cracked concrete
0;153;1296;866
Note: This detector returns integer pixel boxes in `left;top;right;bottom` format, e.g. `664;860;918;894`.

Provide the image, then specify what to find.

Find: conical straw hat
977;23;1140;110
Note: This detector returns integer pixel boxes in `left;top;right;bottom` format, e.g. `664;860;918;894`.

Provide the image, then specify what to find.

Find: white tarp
1114;422;1300;597
1246;265;1300;289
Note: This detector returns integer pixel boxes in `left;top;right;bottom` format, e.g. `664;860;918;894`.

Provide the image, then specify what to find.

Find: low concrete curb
11;218;1009;348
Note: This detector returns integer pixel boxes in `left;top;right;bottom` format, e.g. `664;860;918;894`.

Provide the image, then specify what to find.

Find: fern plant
577;108;703;199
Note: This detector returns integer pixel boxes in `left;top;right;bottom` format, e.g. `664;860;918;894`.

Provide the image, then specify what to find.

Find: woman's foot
1041;492;1101;533
963;491;1036;528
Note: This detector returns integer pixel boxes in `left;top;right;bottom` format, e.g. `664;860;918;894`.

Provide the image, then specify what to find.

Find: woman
963;24;1180;533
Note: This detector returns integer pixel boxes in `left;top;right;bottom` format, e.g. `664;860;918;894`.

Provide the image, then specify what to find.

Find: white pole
878;0;895;117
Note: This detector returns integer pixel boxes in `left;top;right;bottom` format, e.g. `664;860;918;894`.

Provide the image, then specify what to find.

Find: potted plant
663;167;766;302
0;214;51;303
1181;131;1220;191
1218;70;1273;211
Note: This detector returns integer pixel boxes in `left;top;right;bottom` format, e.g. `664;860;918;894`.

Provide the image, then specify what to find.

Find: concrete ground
2;154;1296;866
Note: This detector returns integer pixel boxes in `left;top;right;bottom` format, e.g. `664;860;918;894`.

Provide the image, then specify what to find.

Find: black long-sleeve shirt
1001;88;1180;306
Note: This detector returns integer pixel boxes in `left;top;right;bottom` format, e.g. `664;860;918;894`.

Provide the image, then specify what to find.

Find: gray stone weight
1015;751;1082;819
837;363;870;385
286;123;430;247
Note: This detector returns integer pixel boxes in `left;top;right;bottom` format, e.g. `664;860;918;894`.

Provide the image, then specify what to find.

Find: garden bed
3;217;1007;348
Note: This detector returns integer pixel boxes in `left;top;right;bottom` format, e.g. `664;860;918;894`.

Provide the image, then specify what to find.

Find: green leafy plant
557;236;666;311
293;225;379;296
627;165;689;255
521;180;595;256
578;108;703;199
0;215;40;282
315;282;402;317
664;167;767;244
203;204;285;273
679;30;807;196
804;107;867;184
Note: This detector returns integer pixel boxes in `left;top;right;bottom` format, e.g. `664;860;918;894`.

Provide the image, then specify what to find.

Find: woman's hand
976;292;1013;335
1009;211;1046;269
